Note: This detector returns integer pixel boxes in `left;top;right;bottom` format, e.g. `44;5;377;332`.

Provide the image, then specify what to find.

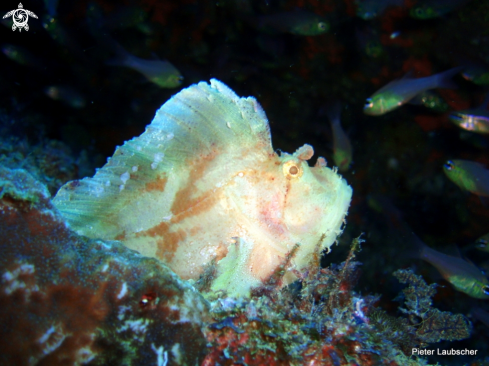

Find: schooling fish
363;67;462;116
107;42;183;89
355;0;404;20
326;101;352;172
443;159;489;197
410;0;472;19
250;10;329;36
413;238;489;299
449;95;489;134
369;195;489;299
53;79;352;298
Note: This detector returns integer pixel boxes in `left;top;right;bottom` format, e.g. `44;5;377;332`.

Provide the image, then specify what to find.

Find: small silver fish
449;95;489;134
251;10;329;36
364;67;462;116
107;42;183;89
414;239;489;299
410;0;472;19
444;159;489;197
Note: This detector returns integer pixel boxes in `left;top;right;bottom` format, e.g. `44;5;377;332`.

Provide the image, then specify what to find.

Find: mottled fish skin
53;79;352;297
444;159;489;197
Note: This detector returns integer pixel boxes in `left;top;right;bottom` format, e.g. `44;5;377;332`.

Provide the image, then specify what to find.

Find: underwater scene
2;0;489;365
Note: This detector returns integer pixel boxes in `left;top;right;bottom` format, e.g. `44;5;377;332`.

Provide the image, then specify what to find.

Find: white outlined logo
3;3;38;32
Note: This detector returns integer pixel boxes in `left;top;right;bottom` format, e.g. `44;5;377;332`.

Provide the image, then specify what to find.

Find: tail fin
434;66;464;89
324;100;342;126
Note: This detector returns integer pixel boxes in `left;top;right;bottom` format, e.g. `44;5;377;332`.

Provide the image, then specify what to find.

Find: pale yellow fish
53;79;352;297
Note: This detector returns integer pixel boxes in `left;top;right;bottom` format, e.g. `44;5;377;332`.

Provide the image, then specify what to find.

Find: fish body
449;95;489;134
444;159;489;197
44;85;86;109
107;44;183;89
252;11;329;36
415;240;489;299
355;0;404;20
326;101;352;172
411;90;449;112
53;79;352;298
1;44;40;68
410;0;471;19
364;67;462;116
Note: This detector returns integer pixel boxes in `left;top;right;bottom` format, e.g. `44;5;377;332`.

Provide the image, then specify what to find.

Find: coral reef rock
0;166;209;366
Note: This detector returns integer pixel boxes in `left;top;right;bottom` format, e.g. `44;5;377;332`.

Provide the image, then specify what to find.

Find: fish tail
105;40;133;68
433;66;464;89
325;100;342;126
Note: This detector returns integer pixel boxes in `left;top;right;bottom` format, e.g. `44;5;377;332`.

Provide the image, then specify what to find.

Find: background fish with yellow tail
53;79;352;298
443;159;489;197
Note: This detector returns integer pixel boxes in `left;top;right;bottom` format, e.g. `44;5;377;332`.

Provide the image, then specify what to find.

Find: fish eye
483;285;489;296
444;160;455;171
283;160;303;179
318;22;326;30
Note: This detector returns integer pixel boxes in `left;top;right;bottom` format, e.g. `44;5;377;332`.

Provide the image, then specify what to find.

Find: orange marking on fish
145;175;168;192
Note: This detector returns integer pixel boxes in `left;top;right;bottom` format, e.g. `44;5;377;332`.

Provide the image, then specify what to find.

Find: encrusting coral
0;166;472;365
0;166;209;365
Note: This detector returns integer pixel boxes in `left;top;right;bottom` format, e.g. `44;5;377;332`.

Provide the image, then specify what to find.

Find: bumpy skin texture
53;79;352;297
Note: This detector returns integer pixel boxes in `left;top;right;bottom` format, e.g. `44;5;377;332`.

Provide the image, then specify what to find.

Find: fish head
443;160;460;179
363;95;386;115
364;92;402;116
273;145;352;267
153;73;184;89
443;159;479;194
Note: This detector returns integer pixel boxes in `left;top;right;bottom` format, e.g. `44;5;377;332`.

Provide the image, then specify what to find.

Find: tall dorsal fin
53;79;274;239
